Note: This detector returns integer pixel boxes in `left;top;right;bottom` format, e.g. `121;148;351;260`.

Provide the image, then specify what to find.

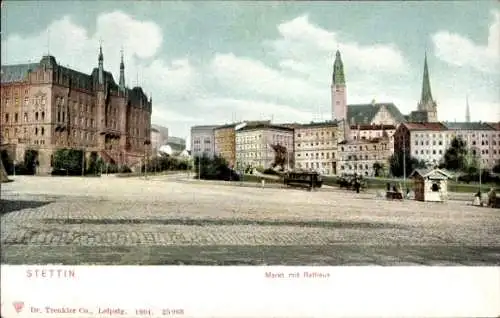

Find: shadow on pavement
42;217;403;229
0;199;53;215
2;245;500;265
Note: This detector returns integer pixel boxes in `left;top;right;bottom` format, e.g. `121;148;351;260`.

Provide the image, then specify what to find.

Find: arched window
35;112;39;121
41;112;45;121
41;127;45;136
431;183;440;192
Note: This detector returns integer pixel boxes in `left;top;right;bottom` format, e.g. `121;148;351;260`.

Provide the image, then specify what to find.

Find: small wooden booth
409;169;452;202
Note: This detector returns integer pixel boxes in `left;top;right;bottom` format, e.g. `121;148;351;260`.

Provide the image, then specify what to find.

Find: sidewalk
176;177;478;201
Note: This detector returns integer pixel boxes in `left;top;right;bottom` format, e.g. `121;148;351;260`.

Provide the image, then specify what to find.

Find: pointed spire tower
465;95;471;122
98;41;104;85
119;48;126;90
417;52;438;122
331;50;349;140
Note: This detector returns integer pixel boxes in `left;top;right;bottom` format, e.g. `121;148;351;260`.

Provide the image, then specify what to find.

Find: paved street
1;176;499;265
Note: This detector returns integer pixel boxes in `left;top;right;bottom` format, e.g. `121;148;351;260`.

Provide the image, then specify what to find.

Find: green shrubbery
262;168;280;176
194;154;239;181
51;149;131;176
458;170;500;184
52;149;86;175
141;154;192;173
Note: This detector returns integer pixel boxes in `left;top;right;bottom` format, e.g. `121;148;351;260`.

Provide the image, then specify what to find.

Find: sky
1;1;499;141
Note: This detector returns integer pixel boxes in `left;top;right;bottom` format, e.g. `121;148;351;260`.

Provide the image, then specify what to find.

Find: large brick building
0;48;152;174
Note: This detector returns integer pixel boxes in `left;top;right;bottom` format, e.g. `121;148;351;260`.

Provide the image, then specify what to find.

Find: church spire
119;47;125;89
98;40;104;85
420;52;434;105
332;50;345;85
465;95;471;122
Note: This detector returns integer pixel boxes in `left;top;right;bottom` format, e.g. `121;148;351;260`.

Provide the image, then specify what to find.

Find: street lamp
403;133;406;194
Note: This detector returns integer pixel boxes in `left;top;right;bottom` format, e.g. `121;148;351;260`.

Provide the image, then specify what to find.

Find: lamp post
403;133;406;194
81;148;85;176
478;151;482;194
198;155;201;180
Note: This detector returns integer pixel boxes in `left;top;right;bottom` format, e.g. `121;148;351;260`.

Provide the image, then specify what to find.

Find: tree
373;162;384;177
270;143;288;170
493;162;500;174
389;150;426;177
86;151;100;175
442;137;468;171
52;148;84;175
194;154;237;181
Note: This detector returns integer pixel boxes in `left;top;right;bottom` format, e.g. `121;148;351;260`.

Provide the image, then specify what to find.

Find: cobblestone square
1;176;499;265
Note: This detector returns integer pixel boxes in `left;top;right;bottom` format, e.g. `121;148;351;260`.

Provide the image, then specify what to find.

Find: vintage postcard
1;1;499;317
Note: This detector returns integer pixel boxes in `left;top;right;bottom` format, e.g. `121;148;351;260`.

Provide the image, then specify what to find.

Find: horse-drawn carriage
337;174;367;192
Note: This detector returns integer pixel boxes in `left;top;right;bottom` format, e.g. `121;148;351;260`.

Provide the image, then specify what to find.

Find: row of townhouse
191;120;395;176
394;122;500;170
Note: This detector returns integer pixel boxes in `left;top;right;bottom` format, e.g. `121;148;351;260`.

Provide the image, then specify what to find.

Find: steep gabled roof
347;103;405;125
408;110;429;123
487;122;500;130
1;63;38;83
410;168;452;180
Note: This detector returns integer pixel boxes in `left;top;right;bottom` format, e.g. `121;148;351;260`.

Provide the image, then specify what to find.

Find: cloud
2;9;498;143
431;10;500;73
1;10;199;132
210;53;325;108
268;15;409;76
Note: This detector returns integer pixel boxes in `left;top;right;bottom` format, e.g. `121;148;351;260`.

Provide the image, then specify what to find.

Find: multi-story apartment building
394;122;500;170
235;123;294;170
151;124;169;155
293;121;339;175
337;135;392;176
150;124;169;153
0;50;152;174
214;123;238;167
488;122;500;166
444;122;499;169
190;125;218;158
350;124;397;153
151;127;161;154
394;122;449;167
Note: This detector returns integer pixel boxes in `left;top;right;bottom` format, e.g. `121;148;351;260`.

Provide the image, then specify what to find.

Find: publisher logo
12;301;24;314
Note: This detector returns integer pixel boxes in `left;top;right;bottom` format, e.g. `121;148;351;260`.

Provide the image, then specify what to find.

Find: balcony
99;128;121;138
54;123;67;132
